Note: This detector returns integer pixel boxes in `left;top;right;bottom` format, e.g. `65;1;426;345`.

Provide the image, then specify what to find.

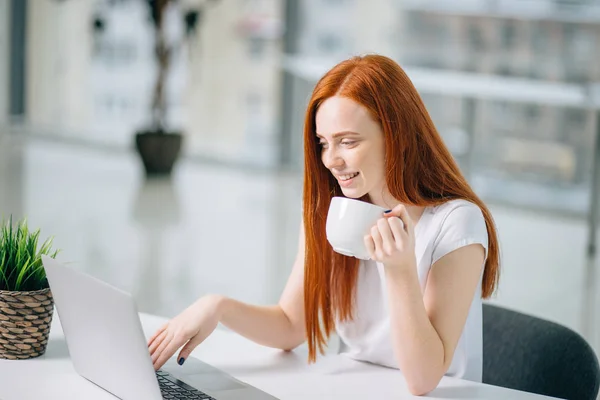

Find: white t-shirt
335;199;489;382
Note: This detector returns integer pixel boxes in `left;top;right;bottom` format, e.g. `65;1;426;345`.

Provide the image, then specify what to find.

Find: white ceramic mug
326;196;388;260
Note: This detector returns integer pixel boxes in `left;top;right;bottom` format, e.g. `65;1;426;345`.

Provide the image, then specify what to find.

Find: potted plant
0;217;59;360
90;0;217;176
134;0;211;176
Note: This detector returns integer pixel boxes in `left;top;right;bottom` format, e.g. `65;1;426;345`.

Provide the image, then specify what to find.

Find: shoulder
428;199;489;264
432;199;483;218
430;199;485;227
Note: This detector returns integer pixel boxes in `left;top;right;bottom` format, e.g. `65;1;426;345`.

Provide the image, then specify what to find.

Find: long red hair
302;54;500;363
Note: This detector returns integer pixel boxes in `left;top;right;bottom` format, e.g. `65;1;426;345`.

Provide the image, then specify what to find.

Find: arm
365;204;485;395
385;244;484;395
217;299;304;351
149;222;307;370
218;221;307;350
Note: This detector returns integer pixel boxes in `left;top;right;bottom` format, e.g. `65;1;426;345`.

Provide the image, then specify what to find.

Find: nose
322;146;344;170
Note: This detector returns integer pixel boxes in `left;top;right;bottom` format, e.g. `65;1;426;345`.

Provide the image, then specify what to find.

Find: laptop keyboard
156;370;216;400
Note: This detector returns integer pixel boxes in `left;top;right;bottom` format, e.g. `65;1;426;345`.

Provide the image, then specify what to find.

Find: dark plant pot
135;131;183;176
0;288;54;360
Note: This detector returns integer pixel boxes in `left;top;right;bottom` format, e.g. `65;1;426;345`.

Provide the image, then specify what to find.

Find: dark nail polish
384;210;392;213
178;357;185;365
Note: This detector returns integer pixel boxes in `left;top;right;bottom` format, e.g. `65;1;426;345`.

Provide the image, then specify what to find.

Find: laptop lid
42;255;162;400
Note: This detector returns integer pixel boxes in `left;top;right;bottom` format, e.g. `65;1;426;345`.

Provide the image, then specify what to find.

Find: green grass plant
0;216;59;292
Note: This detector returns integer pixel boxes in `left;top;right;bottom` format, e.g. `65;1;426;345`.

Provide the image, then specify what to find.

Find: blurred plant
91;0;218;133
147;0;217;133
0;217;60;292
88;0;219;175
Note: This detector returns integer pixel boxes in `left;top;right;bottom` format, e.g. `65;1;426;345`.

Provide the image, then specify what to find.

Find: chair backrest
483;303;600;400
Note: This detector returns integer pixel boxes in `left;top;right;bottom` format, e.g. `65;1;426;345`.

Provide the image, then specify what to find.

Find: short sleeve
431;202;488;265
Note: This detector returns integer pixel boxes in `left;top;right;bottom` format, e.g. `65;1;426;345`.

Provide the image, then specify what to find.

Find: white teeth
339;172;359;181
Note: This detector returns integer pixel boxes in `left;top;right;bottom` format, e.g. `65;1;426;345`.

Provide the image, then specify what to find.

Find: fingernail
384;210;392;213
178;357;185;365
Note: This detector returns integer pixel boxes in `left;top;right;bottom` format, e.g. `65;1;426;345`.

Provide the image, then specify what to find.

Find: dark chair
483;303;600;400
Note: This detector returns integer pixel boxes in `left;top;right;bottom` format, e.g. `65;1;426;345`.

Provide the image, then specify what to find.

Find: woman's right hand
148;294;224;370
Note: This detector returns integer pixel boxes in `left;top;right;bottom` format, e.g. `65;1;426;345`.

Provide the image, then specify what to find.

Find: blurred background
1;0;600;363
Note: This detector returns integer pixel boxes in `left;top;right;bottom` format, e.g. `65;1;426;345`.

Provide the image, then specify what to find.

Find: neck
368;191;425;223
367;189;400;210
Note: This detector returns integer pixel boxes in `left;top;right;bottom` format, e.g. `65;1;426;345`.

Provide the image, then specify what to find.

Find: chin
340;187;367;199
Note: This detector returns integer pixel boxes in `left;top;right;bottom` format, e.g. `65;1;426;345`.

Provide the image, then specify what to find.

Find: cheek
361;152;385;182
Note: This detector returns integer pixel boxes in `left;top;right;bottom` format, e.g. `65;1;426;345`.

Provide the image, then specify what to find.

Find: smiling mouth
338;172;359;181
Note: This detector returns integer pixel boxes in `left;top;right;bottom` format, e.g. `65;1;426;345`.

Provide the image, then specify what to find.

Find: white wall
26;0;92;134
0;0;9;123
185;0;283;165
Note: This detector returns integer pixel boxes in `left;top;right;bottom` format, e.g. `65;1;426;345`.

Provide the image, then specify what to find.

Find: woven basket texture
0;288;54;360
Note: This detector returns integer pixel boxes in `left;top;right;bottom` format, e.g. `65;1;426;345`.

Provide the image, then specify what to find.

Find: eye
318;140;329;149
341;140;356;146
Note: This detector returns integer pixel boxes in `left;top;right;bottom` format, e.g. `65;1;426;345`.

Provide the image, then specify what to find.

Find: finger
178;330;210;363
364;234;376;259
149;330;167;355
376;218;395;254
155;333;188;371
152;330;174;367
388;217;406;248
386;204;412;234
148;323;168;346
370;225;383;255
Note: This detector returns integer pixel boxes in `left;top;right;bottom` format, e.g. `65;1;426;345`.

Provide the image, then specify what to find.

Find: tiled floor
1;132;599;361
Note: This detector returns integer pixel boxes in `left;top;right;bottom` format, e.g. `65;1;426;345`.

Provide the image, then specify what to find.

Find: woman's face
315;96;389;207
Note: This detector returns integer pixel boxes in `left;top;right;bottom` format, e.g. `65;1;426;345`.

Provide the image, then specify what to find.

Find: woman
148;54;500;396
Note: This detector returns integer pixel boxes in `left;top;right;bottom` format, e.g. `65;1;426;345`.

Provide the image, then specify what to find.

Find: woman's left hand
364;204;416;269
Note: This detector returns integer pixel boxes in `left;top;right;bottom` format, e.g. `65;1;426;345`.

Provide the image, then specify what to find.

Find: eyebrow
315;131;361;139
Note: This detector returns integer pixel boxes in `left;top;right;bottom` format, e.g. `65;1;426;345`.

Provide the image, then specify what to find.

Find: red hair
302;54;500;363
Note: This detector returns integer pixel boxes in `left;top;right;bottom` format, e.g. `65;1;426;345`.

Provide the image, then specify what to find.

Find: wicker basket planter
0;288;54;360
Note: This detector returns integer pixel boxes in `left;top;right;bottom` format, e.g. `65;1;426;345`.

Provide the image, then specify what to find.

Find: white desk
0;312;559;400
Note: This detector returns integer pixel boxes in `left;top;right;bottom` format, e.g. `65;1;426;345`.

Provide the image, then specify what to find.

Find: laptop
42;255;279;400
